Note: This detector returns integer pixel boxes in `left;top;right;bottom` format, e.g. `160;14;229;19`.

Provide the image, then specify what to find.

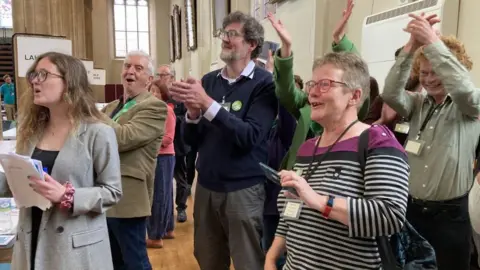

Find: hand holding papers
0;153;52;210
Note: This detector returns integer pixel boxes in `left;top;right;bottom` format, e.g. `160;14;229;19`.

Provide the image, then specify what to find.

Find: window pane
114;5;125;31
126;6;137;31
138;0;147;6
137;6;149;32
138;32;149;54
126;0;136;5
115;31;127;57
116;49;127;58
114;0;124;4
126;32;139;52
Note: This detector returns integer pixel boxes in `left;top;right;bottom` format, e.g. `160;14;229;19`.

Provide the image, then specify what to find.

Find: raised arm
72;125;122;216
273;52;307;119
267;12;308;119
423;40;480;117
381;43;419;118
383;13;443;117
331;0;359;54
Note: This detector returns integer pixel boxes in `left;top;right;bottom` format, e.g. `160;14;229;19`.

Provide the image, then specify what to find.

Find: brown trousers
4;104;15;121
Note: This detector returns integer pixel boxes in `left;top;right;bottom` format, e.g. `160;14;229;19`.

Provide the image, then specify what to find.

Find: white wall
347;0;480;85
260;0;318;81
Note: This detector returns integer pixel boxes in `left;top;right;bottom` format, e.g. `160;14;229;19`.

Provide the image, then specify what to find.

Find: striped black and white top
276;125;410;270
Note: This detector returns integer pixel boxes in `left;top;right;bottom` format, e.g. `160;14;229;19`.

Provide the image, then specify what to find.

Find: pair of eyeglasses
27;70;63;83
214;29;242;40
155;73;173;78
305;79;347;94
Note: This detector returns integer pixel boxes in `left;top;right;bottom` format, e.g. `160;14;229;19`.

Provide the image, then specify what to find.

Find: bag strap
474;137;480;174
357;128;399;270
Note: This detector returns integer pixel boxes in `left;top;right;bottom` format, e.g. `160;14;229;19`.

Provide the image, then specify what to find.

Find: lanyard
304;119;359;181
415;101;446;140
112;99;136;122
220;68;254;104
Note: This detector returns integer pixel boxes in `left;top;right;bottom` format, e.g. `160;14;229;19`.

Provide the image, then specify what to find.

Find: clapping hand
29;174;66;203
333;0;354;44
169;77;213;119
404;12;441;51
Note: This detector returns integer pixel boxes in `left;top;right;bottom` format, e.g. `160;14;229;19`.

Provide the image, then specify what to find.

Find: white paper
0;153;52;210
0;141;16;172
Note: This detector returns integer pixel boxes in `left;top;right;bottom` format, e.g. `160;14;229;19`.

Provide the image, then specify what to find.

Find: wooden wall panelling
12;0;94;111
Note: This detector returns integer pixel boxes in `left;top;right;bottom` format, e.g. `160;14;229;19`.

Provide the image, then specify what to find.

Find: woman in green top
267;0;369;171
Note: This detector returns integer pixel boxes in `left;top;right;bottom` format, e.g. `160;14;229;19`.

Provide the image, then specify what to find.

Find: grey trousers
193;182;265;270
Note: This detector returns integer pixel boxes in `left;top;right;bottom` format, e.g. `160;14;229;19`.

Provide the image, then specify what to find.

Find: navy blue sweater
184;67;278;192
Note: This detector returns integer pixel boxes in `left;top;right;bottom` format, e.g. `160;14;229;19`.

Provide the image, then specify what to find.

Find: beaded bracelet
59;182;75;210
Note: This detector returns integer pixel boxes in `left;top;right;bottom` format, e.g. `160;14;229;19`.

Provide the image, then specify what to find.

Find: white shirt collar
217;60;255;84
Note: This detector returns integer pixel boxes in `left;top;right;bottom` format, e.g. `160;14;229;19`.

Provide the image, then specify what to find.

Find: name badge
221;102;231;112
282;199;303;220
405;139;425;156
394;122;410;134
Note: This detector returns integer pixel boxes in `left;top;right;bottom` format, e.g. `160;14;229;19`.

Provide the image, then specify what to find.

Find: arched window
113;0;150;58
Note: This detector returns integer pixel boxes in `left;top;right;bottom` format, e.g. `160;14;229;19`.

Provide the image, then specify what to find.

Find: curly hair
412;35;473;77
222;11;265;59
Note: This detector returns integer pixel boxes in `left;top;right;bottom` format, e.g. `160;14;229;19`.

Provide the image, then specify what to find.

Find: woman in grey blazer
0;52;122;270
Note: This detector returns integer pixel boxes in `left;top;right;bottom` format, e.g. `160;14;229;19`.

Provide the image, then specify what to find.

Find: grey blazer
0;122;122;270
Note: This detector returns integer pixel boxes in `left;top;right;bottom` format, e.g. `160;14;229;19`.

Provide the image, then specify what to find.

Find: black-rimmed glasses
305;79;347;94
27;70;63;83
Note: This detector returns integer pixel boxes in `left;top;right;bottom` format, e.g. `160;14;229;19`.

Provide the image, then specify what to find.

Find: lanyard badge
405;102;445;156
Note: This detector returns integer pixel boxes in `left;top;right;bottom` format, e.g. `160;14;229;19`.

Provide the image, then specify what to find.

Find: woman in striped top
265;52;410;270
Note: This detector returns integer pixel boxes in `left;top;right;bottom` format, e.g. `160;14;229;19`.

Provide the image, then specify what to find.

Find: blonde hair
412;35;473;77
17;52;103;152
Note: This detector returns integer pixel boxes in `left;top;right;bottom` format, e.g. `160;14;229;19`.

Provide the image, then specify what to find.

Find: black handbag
357;129;437;270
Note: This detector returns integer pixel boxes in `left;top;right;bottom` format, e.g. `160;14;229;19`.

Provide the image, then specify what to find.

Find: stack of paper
0;153;52;210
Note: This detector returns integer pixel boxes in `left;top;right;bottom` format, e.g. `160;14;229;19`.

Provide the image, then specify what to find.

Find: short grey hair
158;64;176;77
312;52;370;106
222;11;264;59
124;50;154;75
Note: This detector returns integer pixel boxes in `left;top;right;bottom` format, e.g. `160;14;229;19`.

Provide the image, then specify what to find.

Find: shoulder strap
358;128;370;174
475;137;480;174
357;127;400;270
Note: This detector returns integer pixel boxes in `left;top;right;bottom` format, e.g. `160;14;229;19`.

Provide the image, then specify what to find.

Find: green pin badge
231;100;242;111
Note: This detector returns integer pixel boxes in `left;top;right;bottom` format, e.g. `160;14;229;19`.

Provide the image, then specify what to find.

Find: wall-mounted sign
82;60;94;81
91;69;106;86
15;36;72;77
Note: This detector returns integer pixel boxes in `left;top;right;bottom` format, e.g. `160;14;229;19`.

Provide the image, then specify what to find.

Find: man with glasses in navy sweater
170;11;277;270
